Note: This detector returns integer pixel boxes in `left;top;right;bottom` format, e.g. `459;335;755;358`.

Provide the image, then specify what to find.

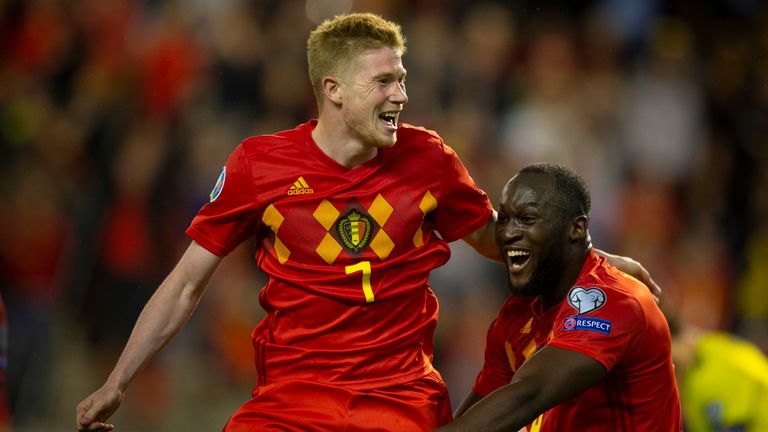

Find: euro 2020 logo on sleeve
210;167;226;202
567;287;606;314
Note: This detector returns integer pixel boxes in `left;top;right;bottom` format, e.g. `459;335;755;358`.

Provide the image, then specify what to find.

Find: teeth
380;113;397;124
507;250;530;257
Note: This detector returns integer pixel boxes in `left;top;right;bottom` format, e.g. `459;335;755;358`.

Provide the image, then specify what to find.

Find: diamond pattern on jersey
368;194;393;226
505;317;549;373
522;338;538;361
370;229;394;260
267;190;438;265
262;204;290;264
316;232;343;264
311;199;344;264
367;194;395;259
504;341;517;372
520;318;533;334
413;190;438;247
313;199;340;230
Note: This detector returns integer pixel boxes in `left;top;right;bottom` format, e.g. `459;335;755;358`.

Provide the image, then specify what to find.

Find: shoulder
565;258;652;321
567;279;646;318
394;123;468;167
238;125;306;158
396;123;447;151
566;261;669;343
578;253;655;308
397;123;442;141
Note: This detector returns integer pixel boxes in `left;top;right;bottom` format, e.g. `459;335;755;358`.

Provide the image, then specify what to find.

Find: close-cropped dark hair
519;162;591;221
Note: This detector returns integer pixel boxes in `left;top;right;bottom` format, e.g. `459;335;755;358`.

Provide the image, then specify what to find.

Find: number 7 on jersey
345;261;374;303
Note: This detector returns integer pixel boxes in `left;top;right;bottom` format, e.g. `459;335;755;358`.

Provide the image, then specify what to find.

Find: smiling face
496;173;571;296
338;46;408;149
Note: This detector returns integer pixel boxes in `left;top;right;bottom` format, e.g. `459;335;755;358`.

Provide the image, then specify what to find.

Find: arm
435;346;606;432
453;391;485;418
594;249;661;301
76;241;223;431
462;212;502;262
454;393;529;432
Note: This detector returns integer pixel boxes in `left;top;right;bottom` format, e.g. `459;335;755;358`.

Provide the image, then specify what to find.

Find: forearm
463;212;503;262
104;275;202;391
436;384;541;432
103;242;220;392
76;242;221;431
453;391;484;419
438;347;606;432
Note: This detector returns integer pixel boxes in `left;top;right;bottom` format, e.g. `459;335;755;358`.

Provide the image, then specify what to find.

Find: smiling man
437;163;682;432
76;13;662;432
76;13;499;432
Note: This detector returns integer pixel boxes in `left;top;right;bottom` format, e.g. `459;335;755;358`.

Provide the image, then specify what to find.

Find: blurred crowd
1;0;767;430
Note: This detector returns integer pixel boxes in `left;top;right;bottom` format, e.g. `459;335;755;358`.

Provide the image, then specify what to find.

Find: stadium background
1;0;766;430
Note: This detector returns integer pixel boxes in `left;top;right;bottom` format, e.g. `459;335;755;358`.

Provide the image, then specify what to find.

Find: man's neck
312;119;378;169
541;247;590;310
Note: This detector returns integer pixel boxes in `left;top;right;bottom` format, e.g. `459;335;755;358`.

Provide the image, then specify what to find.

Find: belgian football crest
336;210;373;253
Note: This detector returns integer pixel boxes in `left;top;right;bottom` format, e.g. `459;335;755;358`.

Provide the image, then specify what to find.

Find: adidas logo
287;176;314;196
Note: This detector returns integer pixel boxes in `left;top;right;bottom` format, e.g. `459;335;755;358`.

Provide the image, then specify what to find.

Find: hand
76;385;124;431
595;249;661;302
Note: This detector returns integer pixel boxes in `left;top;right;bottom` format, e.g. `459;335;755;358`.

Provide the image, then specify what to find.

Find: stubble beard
509;237;565;298
344;113;395;149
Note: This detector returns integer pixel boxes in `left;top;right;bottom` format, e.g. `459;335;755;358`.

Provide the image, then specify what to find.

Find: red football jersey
187;120;493;390
473;250;682;431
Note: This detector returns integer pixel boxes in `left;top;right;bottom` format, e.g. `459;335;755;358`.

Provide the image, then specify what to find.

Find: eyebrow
508;201;542;209
372;70;407;80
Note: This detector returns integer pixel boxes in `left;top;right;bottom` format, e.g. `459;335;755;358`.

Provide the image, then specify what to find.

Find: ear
568;215;589;242
321;76;343;105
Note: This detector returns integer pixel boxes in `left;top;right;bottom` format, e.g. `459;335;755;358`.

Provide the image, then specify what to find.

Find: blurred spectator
498;14;624;247
0;295;10;432
672;221;732;330
500;17;586;173
0;155;70;427
138;4;205;121
618;16;705;185
737;156;768;352
78;120;171;430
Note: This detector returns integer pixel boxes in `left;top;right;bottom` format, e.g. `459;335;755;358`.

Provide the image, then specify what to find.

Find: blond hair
307;13;406;105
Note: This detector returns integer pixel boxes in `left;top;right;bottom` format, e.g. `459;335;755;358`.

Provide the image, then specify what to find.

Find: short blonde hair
307;13;406;104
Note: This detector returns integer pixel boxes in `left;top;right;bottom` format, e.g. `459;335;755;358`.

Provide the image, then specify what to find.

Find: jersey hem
186;226;231;257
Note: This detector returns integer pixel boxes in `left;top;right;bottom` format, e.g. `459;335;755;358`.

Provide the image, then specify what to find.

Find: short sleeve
472;318;514;397
547;287;647;372
186;144;263;256
431;142;493;242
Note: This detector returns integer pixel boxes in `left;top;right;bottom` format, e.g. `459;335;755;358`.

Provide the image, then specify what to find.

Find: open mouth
507;249;531;273
379;112;398;129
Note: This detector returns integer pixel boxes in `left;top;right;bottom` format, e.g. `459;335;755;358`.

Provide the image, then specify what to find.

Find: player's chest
258;172;441;262
504;315;557;372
